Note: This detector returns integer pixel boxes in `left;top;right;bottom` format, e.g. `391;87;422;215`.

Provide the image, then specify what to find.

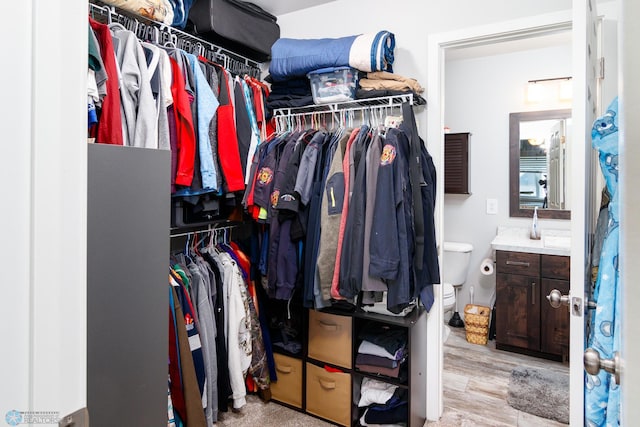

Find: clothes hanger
184;233;194;264
90;3;114;25
126;16;139;34
108;22;128;31
191;231;202;257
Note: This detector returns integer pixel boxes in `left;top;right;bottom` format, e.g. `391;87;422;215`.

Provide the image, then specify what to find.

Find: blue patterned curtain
585;97;620;427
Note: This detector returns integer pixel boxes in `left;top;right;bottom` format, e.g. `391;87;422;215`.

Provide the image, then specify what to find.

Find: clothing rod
88;0;262;74
170;223;238;239
276;103;403;120
272;93;413;117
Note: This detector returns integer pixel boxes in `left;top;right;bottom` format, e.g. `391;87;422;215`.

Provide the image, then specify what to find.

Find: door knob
546;289;570;308
584;348;621;385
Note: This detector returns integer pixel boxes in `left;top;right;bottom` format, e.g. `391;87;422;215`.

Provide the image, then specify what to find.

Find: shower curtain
585;96;620;427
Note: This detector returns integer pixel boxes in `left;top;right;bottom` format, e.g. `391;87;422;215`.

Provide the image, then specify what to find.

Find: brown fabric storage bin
270;353;303;408
308;310;352;368
305;362;351;426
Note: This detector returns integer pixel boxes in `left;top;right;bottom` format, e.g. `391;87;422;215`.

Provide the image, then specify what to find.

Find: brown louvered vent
444;132;470;194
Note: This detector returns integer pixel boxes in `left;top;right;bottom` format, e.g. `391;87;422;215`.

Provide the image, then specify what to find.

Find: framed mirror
509;109;571;219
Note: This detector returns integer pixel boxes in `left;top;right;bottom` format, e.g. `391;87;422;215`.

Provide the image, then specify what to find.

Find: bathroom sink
543;235;571;250
491;226;571;255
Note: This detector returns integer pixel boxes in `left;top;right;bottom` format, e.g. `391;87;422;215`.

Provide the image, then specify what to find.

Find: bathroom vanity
491;227;570;361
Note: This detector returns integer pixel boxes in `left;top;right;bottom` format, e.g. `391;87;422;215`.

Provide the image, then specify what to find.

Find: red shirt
89;18;124;145
169;57;196;187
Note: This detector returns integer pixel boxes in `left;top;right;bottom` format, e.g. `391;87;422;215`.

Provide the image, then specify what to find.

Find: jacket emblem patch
380;144;396;166
271;190;280;208
258;167;274;185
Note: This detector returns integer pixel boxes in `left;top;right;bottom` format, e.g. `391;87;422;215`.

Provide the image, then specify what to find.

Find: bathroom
441;11;614;327
437;5;620;423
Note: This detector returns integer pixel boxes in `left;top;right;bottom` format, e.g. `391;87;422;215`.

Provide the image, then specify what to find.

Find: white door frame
1;0;88;421
620;0;640;422
425;9;577;422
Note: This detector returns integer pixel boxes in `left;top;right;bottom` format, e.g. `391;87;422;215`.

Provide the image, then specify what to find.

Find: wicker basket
464;304;490;345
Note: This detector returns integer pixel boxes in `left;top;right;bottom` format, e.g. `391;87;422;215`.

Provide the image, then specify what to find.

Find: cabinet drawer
306;362;351;426
270;353;303;408
308;310;352;368
541;255;570;280
496;251;540;276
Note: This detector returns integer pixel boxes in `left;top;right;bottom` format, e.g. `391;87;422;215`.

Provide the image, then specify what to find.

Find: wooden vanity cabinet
540;255;570;358
495;250;569;361
495;251;540;351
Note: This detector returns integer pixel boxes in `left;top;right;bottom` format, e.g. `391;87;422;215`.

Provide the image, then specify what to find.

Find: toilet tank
443;241;474;286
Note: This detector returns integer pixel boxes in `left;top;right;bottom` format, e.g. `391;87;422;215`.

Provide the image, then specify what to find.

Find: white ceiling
446;31;572;62
249;0;336;17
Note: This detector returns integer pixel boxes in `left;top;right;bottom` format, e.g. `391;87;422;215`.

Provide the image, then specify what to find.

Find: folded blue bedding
269;30;395;81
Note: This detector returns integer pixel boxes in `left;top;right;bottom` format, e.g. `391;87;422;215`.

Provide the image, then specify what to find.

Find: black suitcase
188;0;280;62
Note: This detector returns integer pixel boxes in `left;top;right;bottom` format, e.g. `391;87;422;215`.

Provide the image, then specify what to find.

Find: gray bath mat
507;366;569;424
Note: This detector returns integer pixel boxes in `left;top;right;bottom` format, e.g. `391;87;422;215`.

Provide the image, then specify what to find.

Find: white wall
276;0;573;144
1;2;34;420
275;0;581;306
443;43;572;310
276;0;618;313
0;0;87;422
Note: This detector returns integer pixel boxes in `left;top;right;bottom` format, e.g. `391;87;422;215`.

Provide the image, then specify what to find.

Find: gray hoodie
109;24;157;148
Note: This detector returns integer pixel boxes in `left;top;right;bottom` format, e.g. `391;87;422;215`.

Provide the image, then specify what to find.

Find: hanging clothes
89;18;124;145
88;11;264;203
109;23;158;148
185;53;219;191
316;130;352;303
330;127;363;300
203;246;252;410
169;56;197;187
169;278;207;427
368;127;414;314
585;97;620;427
339;126;372;298
360;132;388;302
215;67;245;192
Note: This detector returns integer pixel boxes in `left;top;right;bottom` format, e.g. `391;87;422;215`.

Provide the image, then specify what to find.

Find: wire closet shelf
271;93;414;131
88;0;263;78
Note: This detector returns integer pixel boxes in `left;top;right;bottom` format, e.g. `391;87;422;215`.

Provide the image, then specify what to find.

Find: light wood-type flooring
426;326;569;427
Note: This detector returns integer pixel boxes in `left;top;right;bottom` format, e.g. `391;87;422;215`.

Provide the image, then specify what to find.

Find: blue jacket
369;127;413;314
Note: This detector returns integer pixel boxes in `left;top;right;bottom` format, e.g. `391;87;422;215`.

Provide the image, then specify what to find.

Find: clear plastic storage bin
307;67;358;104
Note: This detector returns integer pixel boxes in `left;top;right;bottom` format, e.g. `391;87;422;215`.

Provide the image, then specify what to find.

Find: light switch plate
486;198;498;215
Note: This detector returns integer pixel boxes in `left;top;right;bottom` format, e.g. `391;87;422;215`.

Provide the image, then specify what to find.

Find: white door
569;0;629;425
568;0;599;424
547;119;566;210
620;1;640;423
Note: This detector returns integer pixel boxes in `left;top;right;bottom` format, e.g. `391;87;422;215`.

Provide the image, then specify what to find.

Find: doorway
424;10;590;424
443;29;573;424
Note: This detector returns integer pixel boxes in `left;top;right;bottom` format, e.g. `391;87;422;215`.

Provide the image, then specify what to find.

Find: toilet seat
443;282;455;298
443;282;456;310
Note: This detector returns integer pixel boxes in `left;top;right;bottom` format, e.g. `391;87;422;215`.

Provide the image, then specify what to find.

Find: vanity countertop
490;226;571;256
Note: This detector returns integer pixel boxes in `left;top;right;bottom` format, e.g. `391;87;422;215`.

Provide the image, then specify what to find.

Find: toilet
443;283;456;318
442;241;474;332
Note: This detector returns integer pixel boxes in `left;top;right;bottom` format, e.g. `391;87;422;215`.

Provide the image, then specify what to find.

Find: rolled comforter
269;30;395;81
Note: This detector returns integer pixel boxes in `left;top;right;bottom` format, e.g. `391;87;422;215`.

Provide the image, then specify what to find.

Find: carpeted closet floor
215;394;332;426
